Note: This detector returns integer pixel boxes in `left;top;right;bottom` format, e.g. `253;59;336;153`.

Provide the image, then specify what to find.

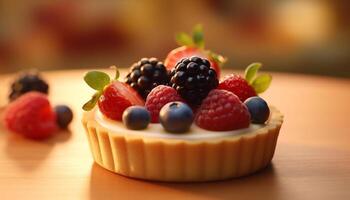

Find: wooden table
0;69;349;200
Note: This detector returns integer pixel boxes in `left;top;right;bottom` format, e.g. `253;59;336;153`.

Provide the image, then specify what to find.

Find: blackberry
170;56;218;105
9;72;49;101
125;58;170;99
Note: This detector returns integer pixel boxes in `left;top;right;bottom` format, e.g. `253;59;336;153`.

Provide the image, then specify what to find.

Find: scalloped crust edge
82;107;283;182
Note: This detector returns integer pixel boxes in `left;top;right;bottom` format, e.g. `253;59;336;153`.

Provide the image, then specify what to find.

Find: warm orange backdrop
0;1;349;77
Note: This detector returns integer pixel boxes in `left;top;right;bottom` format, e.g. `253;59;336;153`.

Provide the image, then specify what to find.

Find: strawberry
164;46;221;76
218;63;272;102
145;85;184;123
195;89;250;131
83;67;144;121
4;92;58;139
98;81;144;120
164;24;226;77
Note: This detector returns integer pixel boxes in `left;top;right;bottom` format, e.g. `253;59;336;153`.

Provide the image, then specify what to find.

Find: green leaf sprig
244;63;272;94
175;24;227;66
83;66;120;111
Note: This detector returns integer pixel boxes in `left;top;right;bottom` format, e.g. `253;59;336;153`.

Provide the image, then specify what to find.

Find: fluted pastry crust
82;107;283;182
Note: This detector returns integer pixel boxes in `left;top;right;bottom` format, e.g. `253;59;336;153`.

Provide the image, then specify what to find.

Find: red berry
218;74;257;102
98;81;144;121
4;92;58;139
145;85;184;123
164;46;221;77
195;89;250;131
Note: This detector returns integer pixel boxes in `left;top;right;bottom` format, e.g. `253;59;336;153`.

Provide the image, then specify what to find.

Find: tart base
82;107;283;182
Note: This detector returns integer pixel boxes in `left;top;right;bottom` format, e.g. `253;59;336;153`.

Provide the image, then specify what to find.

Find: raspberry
195;89;250;131
145;85;184;123
98;81;144;121
218;74;257;102
4;92;57;139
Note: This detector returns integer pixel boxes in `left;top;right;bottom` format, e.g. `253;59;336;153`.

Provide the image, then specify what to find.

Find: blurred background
0;0;349;77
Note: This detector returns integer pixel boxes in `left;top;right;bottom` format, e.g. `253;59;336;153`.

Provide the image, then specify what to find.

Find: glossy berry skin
159;101;194;133
164;46;221;77
169;56;219;105
9;72;49;101
54;105;73;129
218;74;257;102
244;96;270;124
195;89;250;131
98;81;144;121
4;92;57;139
145;85;184;123
125;57;170;99
122;106;151;130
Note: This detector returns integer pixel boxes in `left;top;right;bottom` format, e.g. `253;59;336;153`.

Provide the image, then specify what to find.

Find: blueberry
244;97;270;124
159;101;193;133
54;105;73;129
122;106;150;130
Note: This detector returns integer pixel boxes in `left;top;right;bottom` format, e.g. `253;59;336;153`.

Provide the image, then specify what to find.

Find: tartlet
82;106;283;182
82;26;283;182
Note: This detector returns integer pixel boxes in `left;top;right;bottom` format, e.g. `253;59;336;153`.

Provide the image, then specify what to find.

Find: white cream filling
95;109;265;140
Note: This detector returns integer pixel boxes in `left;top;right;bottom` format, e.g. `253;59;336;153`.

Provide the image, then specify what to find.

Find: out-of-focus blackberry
9;72;49;101
125;58;170;99
170;56;218;105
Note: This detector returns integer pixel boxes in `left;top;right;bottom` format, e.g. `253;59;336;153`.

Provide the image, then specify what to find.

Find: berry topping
244;96;270;124
169;56;219;105
218;63;272;102
4;92;57;139
218;74;257;102
195;89;250;131
159;101;194;133
9;71;49;101
145;85;184;123
122;106;151;130
98;81;144;120
83;67;144;121
124;58;170;99
164;24;226;77
54;105;73;129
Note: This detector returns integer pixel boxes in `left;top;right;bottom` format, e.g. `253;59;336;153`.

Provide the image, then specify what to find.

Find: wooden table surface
0;69;350;200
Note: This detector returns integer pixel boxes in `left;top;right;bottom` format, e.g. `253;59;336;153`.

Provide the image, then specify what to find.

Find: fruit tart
82;26;283;182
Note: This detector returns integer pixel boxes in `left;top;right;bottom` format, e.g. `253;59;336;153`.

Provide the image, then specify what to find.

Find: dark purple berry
244;97;270;124
170;56;219;105
9;72;49;101
159;101;193;133
125;58;170;99
122;106;150;130
54;105;73;129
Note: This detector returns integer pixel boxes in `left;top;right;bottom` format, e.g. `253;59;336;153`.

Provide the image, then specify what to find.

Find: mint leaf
82;91;102;111
252;74;272;94
192;24;204;49
175;32;194;46
110;66;120;80
207;51;227;65
245;63;262;84
84;71;110;91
